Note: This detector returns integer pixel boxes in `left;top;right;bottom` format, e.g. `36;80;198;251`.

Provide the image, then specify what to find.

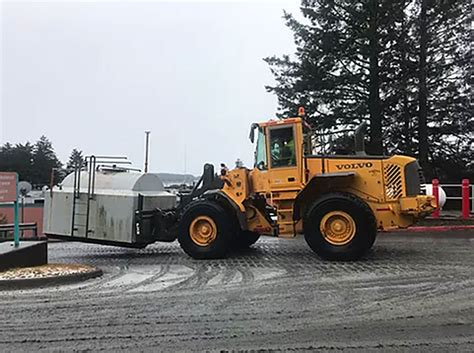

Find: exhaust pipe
354;122;366;156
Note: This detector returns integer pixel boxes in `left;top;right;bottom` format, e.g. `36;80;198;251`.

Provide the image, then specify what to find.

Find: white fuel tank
43;169;177;245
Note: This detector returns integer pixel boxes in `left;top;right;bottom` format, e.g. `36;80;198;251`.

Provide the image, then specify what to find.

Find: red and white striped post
432;179;440;218
461;179;470;219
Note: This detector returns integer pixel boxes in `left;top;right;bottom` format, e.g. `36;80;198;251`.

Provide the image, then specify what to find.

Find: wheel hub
320;211;356;245
189;216;217;246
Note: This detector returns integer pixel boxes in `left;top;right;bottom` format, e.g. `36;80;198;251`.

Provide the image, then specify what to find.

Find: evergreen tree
265;0;402;154
0;142;34;182
67;148;85;169
381;0;418;155
416;0;473;179
265;0;472;181
12;143;35;182
417;0;429;168
0;143;15;172
0;137;64;185
32;136;62;186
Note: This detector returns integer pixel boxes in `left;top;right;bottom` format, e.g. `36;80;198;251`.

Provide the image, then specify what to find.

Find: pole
461;179;469;219
184;144;187;174
144;131;151;173
472;185;474;216
183;144;187;184
432;179;440;218
13;173;19;247
21;196;24;238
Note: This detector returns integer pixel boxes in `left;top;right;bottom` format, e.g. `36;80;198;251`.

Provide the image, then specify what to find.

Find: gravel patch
0;263;97;280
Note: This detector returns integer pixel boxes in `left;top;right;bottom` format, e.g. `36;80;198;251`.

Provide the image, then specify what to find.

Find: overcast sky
1;0;299;175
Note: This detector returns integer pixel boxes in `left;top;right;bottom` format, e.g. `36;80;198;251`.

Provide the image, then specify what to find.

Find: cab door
265;123;304;236
266;124;303;191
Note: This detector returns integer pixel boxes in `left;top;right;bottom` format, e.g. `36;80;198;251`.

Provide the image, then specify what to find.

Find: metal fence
434;179;472;218
440;183;474;213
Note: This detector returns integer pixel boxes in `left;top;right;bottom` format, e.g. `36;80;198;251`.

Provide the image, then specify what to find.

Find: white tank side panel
44;191;136;243
92;194;135;243
43;191;73;236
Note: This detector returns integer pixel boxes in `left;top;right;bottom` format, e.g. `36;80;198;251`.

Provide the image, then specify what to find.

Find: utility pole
144;131;151;173
184;144;187;174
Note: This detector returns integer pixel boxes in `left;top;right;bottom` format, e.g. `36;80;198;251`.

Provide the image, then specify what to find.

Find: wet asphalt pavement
0;231;473;352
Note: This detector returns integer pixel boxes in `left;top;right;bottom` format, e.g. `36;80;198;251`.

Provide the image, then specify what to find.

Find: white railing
431;179;472;218
439;183;474;212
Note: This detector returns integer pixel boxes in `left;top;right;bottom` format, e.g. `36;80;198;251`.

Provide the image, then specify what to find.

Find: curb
1;237;54;242
0;267;103;291
391;225;474;233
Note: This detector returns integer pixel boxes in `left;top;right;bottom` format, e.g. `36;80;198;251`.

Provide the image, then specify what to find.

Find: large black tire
234;231;260;248
178;200;234;259
303;193;377;260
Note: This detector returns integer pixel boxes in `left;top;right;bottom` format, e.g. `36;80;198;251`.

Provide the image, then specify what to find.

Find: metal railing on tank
71;155;135;237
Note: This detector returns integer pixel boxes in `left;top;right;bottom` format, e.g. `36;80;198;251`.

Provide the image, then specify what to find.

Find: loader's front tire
235;231;260;248
178;200;233;259
303;193;376;260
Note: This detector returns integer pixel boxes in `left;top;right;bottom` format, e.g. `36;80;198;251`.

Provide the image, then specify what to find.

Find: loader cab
249;118;305;193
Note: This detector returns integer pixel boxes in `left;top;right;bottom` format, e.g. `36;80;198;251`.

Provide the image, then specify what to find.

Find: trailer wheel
178;200;234;259
303;193;376;260
235;231;260;248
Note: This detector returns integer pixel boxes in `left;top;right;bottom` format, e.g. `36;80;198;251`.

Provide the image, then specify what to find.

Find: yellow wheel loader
171;111;435;260
45;111;435;260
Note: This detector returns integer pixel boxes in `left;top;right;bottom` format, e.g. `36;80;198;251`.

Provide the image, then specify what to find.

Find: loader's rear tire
178;200;234;259
303;193;376;261
235;231;260;248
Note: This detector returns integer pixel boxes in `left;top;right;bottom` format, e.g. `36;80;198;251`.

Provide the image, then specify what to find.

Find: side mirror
249;123;258;143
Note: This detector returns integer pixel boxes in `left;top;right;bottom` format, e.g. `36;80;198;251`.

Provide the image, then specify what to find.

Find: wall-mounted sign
0;172;17;203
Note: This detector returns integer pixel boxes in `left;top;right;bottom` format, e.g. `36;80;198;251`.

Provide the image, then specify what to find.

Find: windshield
254;127;267;169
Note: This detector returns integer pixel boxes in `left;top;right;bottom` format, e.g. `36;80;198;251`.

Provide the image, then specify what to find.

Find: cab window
269;126;296;168
254;127;268;170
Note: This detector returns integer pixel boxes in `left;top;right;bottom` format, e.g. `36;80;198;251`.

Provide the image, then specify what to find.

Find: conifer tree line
265;0;472;181
0;136;84;187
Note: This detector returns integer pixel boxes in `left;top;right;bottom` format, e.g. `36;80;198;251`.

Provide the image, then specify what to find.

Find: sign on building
0;172;20;247
0;172;17;203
